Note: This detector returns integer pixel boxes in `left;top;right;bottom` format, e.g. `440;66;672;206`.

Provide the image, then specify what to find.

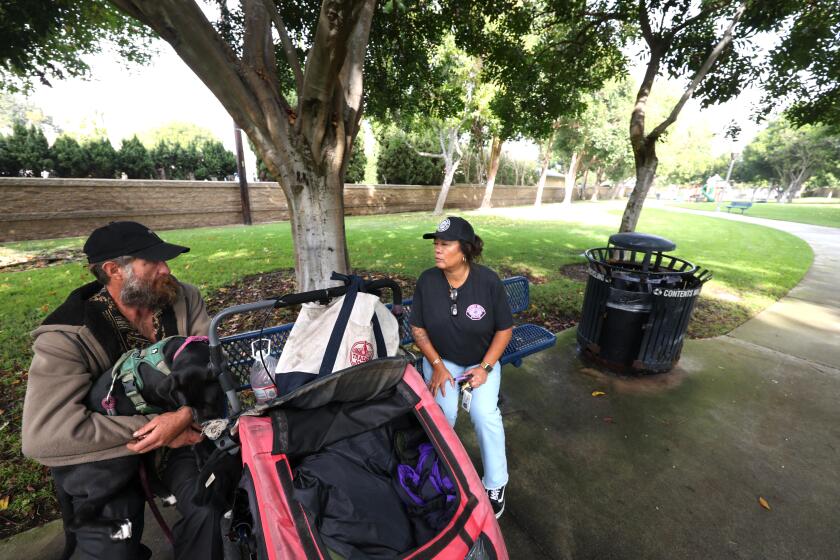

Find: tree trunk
481;136;503;208
533;149;551;207
283;165;350;290
591;167;604;201
580;164;590;200
434;160;459;215
108;0;376;290
432;127;461;215
562;151;579;205
619;2;747;232
620;142;658;232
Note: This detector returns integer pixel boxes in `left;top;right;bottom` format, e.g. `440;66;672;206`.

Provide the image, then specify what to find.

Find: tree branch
337;0;375;166
298;0;361;161
242;0;291;137
648;2;747;142
638;0;655;45
263;0;304;97
405;136;443;159
109;0;295;182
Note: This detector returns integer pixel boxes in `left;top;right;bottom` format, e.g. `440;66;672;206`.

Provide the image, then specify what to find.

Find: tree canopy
0;0;155;92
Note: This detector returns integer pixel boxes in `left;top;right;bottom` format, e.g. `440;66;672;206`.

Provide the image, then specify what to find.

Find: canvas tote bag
275;274;399;375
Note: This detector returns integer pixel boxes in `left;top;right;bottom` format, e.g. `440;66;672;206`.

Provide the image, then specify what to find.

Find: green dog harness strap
113;337;177;415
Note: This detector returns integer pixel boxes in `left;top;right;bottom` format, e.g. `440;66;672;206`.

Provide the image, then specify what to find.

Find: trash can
577;232;712;374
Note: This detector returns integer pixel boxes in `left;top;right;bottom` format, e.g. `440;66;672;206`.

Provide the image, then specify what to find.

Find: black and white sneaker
487;485;506;518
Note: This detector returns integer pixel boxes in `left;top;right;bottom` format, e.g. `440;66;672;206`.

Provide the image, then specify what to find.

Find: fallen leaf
591;391;606;397
0;496;9;510
40;304;49;313
26;486;34;492
758;497;771;510
603;416;615;424
0;408;4;415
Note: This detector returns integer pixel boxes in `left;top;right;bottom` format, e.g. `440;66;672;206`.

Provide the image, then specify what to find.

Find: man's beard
120;267;179;310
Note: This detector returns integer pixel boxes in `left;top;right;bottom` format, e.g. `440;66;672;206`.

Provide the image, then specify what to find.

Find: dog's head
138;337;224;421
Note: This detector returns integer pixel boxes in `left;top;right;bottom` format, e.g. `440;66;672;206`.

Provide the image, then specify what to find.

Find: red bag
234;358;507;559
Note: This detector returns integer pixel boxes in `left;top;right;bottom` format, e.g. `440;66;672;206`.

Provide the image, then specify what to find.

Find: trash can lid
608;232;676;253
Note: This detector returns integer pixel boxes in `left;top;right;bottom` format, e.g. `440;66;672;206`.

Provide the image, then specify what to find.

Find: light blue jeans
422;357;508;490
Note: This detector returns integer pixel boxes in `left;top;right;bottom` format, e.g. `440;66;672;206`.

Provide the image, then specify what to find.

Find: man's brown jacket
22;281;210;467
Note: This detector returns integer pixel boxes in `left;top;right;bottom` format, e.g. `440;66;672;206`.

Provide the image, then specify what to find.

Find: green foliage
345;146;367;184
376;132;443;185
552;78;635;183
0;135;18;176
751;1;840;130
117;135;153;179
149;138;235;181
0;0;155;93
454;1;628;142
197;139;236;180
138;122;216;150
1;122;53;176
83;137;117;178
734;118;840;198
51;135;90;177
496;155;540;186
657;122;718;185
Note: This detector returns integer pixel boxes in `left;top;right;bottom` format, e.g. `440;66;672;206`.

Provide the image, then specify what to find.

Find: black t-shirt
409;264;514;366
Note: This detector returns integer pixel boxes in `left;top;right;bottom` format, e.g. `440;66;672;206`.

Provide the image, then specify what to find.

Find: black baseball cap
83;221;190;264
422;216;476;243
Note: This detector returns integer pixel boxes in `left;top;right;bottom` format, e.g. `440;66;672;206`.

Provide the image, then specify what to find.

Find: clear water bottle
250;339;278;404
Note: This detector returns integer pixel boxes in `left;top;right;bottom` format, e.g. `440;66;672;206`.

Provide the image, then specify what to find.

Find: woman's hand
429;363;456;397
465;367;488;389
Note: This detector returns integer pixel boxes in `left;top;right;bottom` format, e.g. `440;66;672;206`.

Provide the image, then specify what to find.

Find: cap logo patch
466;304;486;320
437;218;451;232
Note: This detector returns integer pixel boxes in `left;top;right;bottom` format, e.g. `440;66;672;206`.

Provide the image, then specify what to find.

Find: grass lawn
671;199;840;228
0;204;813;537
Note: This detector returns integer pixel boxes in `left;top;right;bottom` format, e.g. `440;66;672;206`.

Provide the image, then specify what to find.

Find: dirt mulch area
204;269;419;336
557;263;589;282
0;249;86;272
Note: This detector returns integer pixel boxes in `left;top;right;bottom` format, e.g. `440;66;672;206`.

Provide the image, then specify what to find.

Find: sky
28;45;261;178
23;35;774;177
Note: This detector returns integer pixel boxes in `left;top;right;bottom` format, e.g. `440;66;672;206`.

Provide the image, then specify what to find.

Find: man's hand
168;423;204;448
126;407;194;454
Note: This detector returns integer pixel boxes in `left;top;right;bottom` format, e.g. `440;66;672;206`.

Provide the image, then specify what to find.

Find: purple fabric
396;443;456;507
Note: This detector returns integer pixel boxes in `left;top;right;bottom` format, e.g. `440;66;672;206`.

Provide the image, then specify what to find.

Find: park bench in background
726;201;753;214
220;276;557;388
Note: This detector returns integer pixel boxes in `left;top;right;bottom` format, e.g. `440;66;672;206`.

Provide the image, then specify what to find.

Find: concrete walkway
3;210;837;559
490;210;840;559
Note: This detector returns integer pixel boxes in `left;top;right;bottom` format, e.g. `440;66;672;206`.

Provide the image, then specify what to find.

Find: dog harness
102;336;208;415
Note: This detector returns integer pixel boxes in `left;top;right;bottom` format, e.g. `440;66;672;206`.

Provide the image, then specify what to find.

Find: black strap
318;273;364;375
371;313;387;358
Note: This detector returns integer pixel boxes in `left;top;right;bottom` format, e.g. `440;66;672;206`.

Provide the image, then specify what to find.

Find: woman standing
409;216;513;518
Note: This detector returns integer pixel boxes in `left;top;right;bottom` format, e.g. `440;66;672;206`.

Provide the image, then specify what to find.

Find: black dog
85;336;224;423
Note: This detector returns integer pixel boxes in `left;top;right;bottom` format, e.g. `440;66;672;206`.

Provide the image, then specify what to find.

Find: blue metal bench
725;201;752;214
220;276;557;387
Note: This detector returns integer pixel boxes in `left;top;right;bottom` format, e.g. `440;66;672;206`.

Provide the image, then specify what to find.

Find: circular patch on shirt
437;218;451;232
350;340;374;365
466;304;486;320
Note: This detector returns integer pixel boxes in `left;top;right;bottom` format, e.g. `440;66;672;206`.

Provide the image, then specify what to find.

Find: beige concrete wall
0;177;583;242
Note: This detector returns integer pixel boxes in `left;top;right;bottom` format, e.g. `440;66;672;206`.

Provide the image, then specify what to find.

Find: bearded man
22;221;224;560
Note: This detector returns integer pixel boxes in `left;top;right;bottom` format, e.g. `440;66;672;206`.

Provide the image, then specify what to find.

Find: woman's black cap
422;216;476;243
83;221;189;264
